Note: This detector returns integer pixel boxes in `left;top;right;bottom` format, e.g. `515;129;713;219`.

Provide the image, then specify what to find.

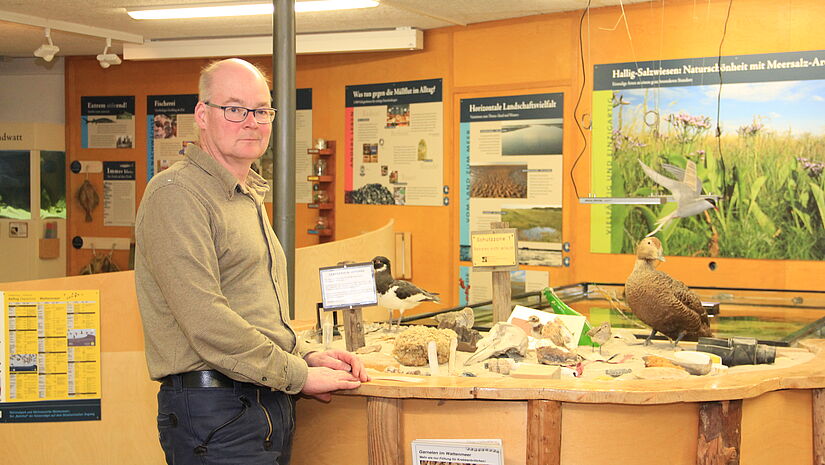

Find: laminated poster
591;49;825;260
411;438;503;465
146;94;198;179
0;290;102;423
103;161;135;227
459;93;564;267
345;79;444;206
81;96;135;149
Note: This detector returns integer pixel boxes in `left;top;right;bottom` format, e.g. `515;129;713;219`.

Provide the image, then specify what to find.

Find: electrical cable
715;0;734;160
570;0;593;200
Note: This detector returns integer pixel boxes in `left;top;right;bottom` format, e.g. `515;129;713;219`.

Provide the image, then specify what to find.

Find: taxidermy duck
624;237;712;345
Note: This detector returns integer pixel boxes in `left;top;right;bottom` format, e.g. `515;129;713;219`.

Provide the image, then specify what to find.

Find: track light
96;38;122;69
33;27;59;62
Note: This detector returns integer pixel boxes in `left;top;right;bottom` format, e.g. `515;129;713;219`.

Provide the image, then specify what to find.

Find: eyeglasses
203;101;277;124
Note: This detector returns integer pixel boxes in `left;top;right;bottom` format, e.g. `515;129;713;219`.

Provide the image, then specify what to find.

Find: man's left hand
304;350;370;382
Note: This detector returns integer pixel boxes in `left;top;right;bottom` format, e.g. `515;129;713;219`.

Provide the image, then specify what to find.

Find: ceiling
0;0;651;58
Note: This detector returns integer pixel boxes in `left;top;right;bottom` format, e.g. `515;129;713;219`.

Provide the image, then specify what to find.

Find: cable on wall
715;0;734;161
570;0;593;200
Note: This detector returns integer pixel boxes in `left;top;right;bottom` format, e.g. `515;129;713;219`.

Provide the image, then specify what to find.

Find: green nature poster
591;50;825;260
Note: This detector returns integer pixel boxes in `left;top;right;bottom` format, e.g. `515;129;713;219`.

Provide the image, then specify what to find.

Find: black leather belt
161;370;235;388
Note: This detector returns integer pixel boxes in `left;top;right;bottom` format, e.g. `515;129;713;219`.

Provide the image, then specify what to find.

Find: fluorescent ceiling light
127;0;379;20
123;28;422;59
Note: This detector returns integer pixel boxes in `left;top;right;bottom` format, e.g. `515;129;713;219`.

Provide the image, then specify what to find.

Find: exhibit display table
291;339;825;465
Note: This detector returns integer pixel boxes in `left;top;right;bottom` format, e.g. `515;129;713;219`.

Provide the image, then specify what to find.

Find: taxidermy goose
624;237;712;345
638;159;717;237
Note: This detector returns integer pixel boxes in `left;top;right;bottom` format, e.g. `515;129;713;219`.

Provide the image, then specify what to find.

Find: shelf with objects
306;140;335;242
290;282;825;465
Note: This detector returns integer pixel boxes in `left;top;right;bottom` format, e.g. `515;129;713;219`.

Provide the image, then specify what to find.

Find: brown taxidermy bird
624;237;712;345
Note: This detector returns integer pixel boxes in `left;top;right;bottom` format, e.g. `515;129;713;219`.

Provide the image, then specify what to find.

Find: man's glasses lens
223;106;276;124
205;102;276;124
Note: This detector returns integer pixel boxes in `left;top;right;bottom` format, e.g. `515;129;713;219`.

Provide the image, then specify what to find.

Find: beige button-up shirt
135;144;308;394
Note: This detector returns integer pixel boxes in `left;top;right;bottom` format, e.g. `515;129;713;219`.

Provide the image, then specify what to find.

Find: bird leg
672;330;687;347
644;329;657;346
386;310;394;331
396;310;406;332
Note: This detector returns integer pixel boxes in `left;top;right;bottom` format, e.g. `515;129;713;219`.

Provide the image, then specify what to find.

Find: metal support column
272;0;296;318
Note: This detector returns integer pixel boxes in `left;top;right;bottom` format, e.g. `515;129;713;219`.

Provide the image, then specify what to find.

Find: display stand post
470;221;519;324
343;307;366;352
491;268;511;324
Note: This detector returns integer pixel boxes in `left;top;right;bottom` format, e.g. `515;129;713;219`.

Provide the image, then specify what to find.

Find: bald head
199;58;270;103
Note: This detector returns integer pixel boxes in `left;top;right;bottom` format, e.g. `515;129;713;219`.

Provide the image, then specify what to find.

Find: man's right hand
301;366;361;402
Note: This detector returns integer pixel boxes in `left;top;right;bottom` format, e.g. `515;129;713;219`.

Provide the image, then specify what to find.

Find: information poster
146;94;198;179
412;439;503;465
0;290;102;423
459;93;564;266
591;50;825;260
345;79;443;206
81;96;135;149
458;266;548;307
103;161;136;227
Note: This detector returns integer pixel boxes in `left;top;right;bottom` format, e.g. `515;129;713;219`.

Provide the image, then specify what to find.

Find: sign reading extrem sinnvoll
594;49;825;90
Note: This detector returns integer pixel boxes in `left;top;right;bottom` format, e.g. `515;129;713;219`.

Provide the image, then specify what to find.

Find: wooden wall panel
740;390;814;465
62;0;825;314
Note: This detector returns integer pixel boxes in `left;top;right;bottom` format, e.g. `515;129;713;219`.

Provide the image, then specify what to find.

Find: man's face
195;64;272;165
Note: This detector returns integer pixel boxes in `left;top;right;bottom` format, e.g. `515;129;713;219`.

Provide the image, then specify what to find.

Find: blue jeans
157;376;295;465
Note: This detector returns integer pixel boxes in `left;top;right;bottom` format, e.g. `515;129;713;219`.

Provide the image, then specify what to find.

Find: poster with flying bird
591;49;825;260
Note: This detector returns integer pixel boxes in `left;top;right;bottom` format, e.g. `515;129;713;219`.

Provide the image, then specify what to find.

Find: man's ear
194;101;208;131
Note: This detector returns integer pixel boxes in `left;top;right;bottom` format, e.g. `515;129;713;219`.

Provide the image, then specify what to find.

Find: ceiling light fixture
97;38;122;68
33;27;60;62
126;0;379;20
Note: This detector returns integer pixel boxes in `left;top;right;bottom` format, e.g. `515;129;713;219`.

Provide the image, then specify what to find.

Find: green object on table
542;287;595;346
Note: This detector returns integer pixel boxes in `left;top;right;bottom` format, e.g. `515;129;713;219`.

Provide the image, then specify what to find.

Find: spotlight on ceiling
96;38;122;69
33;27;60;62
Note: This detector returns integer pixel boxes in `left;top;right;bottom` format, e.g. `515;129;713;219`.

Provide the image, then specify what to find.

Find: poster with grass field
591;50;825;260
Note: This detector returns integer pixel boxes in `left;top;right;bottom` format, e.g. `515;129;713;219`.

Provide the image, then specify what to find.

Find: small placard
470;229;518;269
318;262;378;310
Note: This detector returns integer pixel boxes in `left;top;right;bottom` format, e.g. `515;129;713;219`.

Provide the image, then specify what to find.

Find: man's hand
301;366;361;402
304;349;370;382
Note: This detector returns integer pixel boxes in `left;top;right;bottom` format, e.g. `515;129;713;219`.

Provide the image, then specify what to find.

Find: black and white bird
372;256;440;330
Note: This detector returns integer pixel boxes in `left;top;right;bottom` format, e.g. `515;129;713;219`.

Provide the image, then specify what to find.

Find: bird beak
658;255;666;262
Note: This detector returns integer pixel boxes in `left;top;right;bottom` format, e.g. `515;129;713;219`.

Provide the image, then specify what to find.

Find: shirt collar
185;143;271;201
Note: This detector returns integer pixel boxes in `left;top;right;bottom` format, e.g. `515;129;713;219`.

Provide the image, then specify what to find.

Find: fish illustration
76;179;100;222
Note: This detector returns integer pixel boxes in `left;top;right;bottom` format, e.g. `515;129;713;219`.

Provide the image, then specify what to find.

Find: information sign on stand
318;262;378;351
470;222;518;323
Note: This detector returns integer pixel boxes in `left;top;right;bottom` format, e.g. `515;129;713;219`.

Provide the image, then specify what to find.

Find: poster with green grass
591;50;825;260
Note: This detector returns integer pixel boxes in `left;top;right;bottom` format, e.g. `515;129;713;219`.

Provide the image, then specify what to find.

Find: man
135;58;368;465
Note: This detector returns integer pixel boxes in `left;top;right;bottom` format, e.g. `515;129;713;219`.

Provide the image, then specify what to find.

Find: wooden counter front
292;340;825;465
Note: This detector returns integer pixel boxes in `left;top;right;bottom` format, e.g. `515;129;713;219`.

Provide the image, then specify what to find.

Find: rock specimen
536;343;580;366
435;307;481;351
392;326;457;366
540;318;574;349
355;344;382;355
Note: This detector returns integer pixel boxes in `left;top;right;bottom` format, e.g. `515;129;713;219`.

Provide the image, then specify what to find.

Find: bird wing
639;159;696;203
392;280;440;302
663;161;702;194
